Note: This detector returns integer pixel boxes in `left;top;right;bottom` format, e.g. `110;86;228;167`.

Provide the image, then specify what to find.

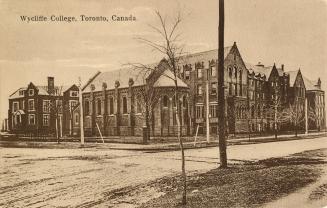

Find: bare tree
266;95;288;139
135;10;187;205
283;101;305;137
45;86;64;143
124;64;161;144
308;106;320;131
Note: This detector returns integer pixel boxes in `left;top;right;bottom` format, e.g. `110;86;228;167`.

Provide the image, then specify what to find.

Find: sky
0;0;326;122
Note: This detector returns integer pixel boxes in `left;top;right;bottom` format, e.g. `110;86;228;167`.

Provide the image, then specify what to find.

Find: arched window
234;67;237;79
122;97;128;114
108;97;114;115
251;105;255;118
172;95;176;107
183;96;187;108
97;99;102;115
163;95;168;107
229;67;233;78
84;100;90;115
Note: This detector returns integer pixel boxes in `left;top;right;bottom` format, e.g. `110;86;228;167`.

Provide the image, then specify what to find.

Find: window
43;100;50;113
196;105;204;118
12;102;19;112
22;100;25;110
70;91;79;97
197;68;202;78
183;96;187;108
209;104;217;117
84;100;90;115
210;66;216;77
28;114;35;125
197;85;203;95
28;99;35;111
163;96;169;107
68;100;76;109
28;89;34;96
97;99;102;115
19;90;24;96
136;99;142;114
56;100;63;113
109;97;114;115
234;67;237;78
75;114;79;125
211;83;217;94
122;97;128;114
185;70;190;80
43;114;50;126
251;105;255;118
229;67;233;78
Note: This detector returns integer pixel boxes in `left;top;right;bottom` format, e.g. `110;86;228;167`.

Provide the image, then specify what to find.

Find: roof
84;64;188;92
303;76;320;91
153;69;188;88
245;63;272;77
178;46;233;65
83;67;150;93
9;85;72;99
288;70;299;87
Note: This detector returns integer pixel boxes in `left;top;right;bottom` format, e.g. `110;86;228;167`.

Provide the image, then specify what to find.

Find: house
8;77;79;136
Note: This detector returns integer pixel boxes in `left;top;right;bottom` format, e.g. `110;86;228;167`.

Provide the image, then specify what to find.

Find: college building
7;43;326;137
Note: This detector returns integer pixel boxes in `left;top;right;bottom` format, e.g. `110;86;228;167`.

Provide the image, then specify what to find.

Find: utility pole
79;77;85;145
206;80;210;143
218;0;227;168
305;97;308;134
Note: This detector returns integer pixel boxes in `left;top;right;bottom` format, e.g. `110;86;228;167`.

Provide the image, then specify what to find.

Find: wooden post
218;0;227;167
206;81;210;143
79;77;85;145
304;97;308;134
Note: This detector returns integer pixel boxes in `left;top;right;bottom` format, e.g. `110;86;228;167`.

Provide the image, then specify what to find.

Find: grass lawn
140;149;327;208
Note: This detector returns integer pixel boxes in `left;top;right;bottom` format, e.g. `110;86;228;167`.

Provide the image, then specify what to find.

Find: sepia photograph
0;0;326;207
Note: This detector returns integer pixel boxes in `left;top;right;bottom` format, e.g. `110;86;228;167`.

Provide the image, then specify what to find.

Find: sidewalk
105;132;327;151
1;132;326;151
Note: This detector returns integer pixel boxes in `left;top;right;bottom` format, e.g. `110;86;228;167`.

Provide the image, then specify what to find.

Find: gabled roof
9;85;72;99
82;67;150;93
153;69;188;88
288;70;299;87
245;63;272;77
302;76;320;91
178;46;233;65
83;64;188;93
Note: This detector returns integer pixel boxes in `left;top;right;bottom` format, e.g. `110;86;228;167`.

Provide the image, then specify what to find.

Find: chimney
48;77;54;94
281;64;284;71
256;62;264;67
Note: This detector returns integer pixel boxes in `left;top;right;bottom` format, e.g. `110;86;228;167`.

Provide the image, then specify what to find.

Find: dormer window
28;89;34;96
70;91;79;97
19;90;25;96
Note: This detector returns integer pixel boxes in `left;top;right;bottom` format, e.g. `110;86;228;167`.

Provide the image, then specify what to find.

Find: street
1;137;326;207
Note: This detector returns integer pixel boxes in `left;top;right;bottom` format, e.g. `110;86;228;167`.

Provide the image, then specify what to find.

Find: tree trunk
144;106;150;144
218;0;227;168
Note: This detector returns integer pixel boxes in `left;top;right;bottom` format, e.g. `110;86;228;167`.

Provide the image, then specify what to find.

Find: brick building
8;77;79;136
75;42;325;137
8;43;326;137
76;59;190;137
